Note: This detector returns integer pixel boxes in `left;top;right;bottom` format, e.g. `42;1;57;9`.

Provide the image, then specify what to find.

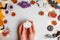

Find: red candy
39;11;44;16
11;12;16;17
2;30;9;36
48;11;57;18
30;1;36;5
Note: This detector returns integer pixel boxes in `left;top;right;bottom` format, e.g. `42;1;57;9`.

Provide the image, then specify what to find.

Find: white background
2;0;60;40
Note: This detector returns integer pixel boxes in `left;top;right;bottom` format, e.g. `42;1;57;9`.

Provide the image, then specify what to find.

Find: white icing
23;21;32;28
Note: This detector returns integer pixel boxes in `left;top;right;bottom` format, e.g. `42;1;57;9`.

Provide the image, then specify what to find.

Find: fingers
29;20;35;34
19;22;24;35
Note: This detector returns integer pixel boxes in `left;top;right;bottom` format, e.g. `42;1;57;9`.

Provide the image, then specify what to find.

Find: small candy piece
2;28;9;36
47;25;53;31
11;0;17;4
18;1;31;8
51;21;57;26
24;21;32;28
58;15;60;21
10;5;13;9
30;1;36;5
2;30;9;36
39;11;44;16
11;12;16;17
48;11;57;18
5;10;8;14
4;19;8;24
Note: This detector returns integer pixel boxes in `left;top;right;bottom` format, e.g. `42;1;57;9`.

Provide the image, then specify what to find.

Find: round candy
47;25;53;31
10;5;13;9
51;21;57;26
39;11;44;16
5;10;8;14
11;0;17;4
30;1;36;5
58;15;60;21
11;12;16;17
48;11;57;18
4;19;8;24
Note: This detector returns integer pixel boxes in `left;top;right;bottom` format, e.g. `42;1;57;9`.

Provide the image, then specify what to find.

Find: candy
18;1;31;8
5;10;8;14
10;5;13;9
51;20;57;26
47;25;53;31
11;0;17;4
58;15;60;21
48;11;57;18
39;11;44;16
11;12;16;17
4;19;8;24
30;1;36;5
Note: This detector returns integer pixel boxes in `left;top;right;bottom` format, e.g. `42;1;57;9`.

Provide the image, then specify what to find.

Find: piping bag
18;20;35;40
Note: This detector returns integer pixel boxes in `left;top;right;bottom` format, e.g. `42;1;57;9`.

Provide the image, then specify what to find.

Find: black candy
47;25;53;31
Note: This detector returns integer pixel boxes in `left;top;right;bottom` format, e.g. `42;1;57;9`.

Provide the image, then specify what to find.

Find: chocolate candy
47;25;53;31
58;15;60;21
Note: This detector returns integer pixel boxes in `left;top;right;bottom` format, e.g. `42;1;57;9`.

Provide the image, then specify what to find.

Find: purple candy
17;1;31;8
5;10;9;14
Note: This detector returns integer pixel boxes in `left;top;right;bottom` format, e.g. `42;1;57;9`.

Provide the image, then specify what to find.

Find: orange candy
39;11;44;16
51;21;57;26
11;0;17;4
48;11;57;18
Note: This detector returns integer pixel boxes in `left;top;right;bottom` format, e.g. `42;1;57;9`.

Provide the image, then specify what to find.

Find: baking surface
0;0;60;40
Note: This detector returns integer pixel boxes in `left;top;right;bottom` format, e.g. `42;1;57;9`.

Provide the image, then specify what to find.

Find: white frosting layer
23;21;32;28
